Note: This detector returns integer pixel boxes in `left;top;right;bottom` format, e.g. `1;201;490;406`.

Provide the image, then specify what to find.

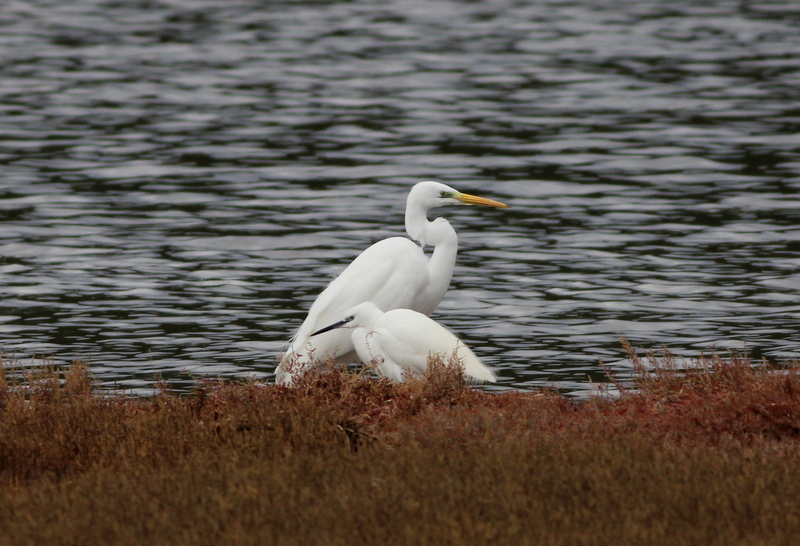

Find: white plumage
276;181;507;385
311;302;497;383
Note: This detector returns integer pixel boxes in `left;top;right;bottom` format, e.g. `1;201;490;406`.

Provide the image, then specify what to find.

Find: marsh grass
2;350;800;545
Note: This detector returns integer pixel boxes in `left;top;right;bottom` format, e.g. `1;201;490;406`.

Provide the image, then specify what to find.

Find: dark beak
310;317;351;337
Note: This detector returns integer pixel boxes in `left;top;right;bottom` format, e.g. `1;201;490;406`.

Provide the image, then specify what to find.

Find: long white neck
422;223;457;314
404;189;460;315
405;200;430;245
413;218;458;315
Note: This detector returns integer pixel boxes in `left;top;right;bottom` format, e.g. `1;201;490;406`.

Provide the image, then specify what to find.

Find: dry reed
1;348;800;545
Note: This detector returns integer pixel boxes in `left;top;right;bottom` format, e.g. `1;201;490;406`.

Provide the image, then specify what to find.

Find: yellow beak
455;192;509;208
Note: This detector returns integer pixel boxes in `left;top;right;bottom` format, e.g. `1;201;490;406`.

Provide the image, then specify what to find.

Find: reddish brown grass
1;350;800;545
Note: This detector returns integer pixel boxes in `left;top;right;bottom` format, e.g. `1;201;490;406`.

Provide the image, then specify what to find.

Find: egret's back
277;237;428;383
362;308;496;383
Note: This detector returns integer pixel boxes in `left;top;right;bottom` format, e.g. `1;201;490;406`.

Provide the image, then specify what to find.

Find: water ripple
1;0;800;393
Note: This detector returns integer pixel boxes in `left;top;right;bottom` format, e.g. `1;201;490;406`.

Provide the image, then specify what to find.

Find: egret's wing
373;309;496;382
371;309;455;375
283;237;428;364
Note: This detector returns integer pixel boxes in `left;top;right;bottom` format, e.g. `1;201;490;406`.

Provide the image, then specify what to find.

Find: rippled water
2;0;800;394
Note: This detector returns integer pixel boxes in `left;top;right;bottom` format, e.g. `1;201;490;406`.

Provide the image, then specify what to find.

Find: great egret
311;302;497;383
276;181;508;385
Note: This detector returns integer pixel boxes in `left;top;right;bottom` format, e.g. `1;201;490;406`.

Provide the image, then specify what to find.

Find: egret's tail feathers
276;341;357;386
420;349;497;384
464;364;497;383
275;342;310;386
450;344;497;383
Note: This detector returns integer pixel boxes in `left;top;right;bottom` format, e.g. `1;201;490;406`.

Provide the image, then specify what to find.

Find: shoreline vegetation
2;347;800;544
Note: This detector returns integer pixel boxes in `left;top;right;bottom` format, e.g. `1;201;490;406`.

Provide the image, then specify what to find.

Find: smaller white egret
310;302;497;383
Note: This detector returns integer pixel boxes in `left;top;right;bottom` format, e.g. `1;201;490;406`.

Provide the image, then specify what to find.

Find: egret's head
409;181;509;210
310;302;383;337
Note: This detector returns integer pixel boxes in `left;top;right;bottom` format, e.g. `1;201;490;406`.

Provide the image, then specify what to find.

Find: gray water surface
2;0;800;394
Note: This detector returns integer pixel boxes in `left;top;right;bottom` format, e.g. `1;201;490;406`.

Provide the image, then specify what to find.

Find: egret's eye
439;191;449;198
347;315;354;321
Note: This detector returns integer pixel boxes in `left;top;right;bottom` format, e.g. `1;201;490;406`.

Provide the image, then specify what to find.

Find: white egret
276;181;508;385
311;302;497;383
